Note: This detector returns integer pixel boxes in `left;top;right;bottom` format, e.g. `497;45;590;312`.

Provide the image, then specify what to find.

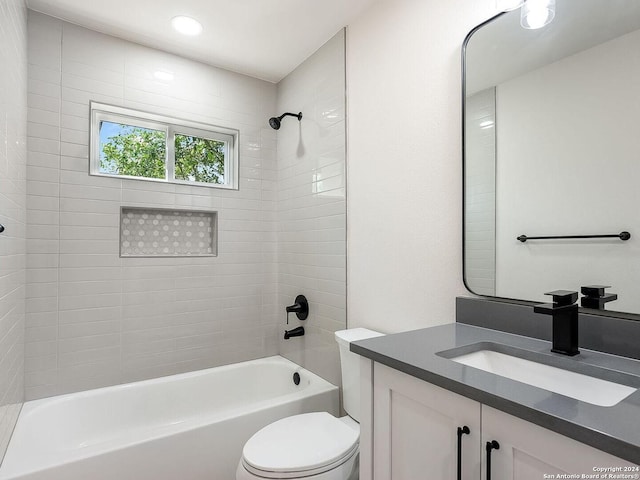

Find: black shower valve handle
285;295;309;324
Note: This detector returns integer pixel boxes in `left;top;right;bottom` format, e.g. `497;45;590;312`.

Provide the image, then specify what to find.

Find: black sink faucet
533;290;580;356
580;285;617;310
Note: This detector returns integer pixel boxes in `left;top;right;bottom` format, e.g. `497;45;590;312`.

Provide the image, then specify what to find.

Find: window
90;102;239;189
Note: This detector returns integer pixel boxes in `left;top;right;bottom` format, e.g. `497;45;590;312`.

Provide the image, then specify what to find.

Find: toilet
236;328;383;480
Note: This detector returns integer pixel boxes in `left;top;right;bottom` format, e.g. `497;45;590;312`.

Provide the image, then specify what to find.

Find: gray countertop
351;323;640;465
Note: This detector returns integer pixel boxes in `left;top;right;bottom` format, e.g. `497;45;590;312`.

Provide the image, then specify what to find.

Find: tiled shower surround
25;12;347;400
25;12;280;399
0;0;27;460
277;31;346;386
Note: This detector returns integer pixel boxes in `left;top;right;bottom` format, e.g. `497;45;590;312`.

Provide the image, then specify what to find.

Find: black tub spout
284;326;305;340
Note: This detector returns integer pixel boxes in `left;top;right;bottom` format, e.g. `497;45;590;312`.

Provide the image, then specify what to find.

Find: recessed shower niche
120;207;217;257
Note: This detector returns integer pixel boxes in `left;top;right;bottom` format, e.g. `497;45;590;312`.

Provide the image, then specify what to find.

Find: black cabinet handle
486;440;500;480
0;224;4;233
456;426;470;480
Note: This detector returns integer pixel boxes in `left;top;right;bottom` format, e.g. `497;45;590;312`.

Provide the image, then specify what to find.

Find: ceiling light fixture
171;16;203;36
520;0;556;29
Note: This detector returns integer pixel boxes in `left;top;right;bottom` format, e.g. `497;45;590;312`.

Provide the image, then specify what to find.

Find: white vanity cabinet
371;363;481;480
362;361;636;480
481;405;634;480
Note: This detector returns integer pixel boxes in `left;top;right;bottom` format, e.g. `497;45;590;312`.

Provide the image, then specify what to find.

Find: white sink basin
450;350;636;407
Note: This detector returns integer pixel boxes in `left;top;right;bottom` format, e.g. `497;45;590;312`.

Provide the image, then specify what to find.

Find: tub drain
293;372;301;385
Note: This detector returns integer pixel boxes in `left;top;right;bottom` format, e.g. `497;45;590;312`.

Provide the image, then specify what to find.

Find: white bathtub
0;356;338;480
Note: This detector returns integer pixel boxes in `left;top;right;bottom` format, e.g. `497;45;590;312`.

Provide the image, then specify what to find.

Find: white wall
346;0;495;333
276;31;346;386
26;12;279;400
0;0;27;461
495;29;640;311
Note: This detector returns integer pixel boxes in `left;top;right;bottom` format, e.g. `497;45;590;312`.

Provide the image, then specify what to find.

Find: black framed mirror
463;0;640;315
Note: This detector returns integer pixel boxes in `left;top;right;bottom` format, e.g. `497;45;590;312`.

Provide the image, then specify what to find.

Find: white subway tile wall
0;0;27;461
464;88;496;296
277;30;347;386
25;12;280;399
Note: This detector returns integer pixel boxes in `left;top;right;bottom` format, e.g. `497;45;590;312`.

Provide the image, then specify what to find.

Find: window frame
90;102;239;190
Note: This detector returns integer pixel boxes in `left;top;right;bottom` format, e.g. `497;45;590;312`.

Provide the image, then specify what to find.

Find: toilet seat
241;412;359;479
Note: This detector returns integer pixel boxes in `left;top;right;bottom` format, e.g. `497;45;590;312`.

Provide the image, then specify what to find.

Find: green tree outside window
100;123;226;184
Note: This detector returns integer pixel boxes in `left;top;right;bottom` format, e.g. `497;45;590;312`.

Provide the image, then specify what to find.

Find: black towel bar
517;231;631;243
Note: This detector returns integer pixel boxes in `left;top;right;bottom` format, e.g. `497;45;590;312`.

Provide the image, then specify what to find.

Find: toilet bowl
236;328;383;480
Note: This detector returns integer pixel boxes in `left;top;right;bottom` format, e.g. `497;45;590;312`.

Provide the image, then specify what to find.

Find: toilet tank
335;328;384;422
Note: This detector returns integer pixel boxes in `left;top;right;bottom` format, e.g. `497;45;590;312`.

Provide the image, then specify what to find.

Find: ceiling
26;0;376;83
466;0;640;94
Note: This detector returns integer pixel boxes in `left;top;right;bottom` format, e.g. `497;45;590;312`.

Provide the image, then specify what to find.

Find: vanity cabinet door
481;405;636;480
373;363;481;480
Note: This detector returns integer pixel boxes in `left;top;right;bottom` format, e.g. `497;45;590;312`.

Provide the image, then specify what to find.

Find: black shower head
269;117;281;130
268;112;302;130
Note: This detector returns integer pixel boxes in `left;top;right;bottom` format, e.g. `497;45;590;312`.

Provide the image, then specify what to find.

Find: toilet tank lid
335;328;384;346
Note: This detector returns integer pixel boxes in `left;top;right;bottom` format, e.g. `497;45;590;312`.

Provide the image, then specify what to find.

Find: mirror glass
463;0;640;315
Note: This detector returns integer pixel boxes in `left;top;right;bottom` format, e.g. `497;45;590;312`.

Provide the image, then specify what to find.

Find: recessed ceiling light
171;16;203;36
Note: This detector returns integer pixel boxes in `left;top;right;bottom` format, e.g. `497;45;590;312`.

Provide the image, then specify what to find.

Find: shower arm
279;112;302;121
